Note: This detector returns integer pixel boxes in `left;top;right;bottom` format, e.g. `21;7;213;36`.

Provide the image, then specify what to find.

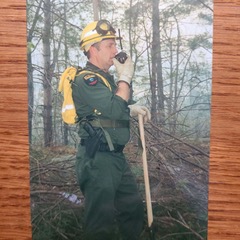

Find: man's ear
88;45;96;58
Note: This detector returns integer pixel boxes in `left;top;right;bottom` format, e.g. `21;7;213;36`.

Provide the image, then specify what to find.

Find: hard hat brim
80;35;121;51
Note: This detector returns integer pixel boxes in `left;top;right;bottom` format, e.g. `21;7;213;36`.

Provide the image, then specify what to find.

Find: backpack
58;66;112;125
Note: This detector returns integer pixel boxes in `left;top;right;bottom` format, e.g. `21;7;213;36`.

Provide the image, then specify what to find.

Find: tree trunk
63;0;69;145
27;52;33;144
128;0;134;100
151;0;164;123
92;0;99;21
27;0;44;144
154;0;164;123
172;14;181;134
42;0;53;147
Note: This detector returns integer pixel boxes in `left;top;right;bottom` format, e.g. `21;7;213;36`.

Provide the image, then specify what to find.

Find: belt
80;139;125;153
90;119;129;128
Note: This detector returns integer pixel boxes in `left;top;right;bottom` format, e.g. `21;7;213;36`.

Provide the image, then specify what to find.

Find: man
72;19;151;240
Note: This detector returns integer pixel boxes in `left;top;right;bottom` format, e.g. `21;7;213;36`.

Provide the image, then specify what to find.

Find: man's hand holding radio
113;57;134;86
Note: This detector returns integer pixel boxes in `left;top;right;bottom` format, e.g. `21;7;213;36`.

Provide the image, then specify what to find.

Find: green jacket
72;62;131;145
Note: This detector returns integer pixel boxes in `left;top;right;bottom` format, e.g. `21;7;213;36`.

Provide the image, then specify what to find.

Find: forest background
27;0;213;239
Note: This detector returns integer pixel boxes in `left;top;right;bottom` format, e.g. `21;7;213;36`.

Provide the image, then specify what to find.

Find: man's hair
85;42;101;59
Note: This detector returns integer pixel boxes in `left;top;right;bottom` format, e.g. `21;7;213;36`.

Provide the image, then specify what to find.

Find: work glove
113;57;134;86
128;104;151;123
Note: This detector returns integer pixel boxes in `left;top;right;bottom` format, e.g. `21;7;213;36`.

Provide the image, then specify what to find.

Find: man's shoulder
75;70;100;87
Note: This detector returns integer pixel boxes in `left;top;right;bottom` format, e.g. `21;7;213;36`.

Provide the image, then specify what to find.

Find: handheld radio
114;29;128;64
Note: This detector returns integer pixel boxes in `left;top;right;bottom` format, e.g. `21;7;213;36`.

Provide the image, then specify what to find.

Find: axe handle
138;114;153;227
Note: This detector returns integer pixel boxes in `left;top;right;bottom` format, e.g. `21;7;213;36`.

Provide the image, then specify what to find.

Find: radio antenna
118;29;123;50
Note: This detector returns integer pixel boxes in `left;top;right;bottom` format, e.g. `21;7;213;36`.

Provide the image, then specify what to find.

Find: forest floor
30;120;209;240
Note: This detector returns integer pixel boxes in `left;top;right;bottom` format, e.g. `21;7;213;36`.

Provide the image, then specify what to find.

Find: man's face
94;39;118;71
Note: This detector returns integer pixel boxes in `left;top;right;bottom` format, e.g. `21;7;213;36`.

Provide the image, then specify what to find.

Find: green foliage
152;203;208;240
30;147;46;160
32;204;84;240
27;41;35;53
198;12;213;24
126;141;208;239
187;34;212;51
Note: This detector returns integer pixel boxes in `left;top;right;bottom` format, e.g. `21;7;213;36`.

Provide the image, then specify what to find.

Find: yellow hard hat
80;20;118;52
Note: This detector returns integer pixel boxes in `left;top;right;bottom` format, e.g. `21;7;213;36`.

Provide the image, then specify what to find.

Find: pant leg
83;174;116;240
76;147;122;240
114;153;144;240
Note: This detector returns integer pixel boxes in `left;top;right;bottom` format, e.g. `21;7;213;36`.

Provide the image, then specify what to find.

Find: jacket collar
86;61;113;80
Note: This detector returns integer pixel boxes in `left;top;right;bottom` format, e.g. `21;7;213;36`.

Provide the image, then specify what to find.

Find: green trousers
76;145;144;240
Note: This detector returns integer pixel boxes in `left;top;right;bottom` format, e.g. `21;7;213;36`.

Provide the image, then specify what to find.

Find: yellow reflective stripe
62;104;75;112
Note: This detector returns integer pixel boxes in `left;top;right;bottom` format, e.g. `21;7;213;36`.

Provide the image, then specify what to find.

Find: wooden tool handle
138;114;153;227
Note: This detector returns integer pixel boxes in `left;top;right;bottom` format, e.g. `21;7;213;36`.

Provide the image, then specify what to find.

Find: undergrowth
30;145;208;240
